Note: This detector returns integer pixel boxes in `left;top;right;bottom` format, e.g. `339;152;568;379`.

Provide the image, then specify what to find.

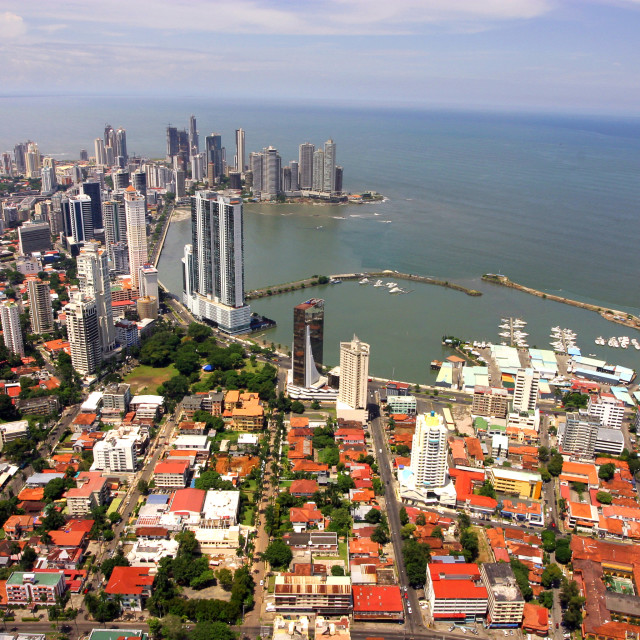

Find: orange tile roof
289;416;309;428
155;460;189;475
73;413;97;426
560;461;599;486
17;487;44;502
48;530;86;548
105;566;153;595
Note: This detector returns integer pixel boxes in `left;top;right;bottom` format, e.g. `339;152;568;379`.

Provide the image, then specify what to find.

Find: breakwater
482;274;640;331
245;270;482;301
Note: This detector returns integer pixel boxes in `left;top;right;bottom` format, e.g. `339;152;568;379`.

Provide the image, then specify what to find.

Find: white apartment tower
312;149;324;191
235;128;245;173
410;412;448;489
124;186;148;292
512;368;539;413
92;435;137;472
66;295;101;376
0;301;24;357
77;242;115;353
27;280;54;335
94;138;107;167
298;143;314;190
323;139;336;193
338;335;370;410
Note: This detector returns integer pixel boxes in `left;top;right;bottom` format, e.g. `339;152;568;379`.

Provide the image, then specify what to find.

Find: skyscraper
512;368;540;413
182;191;251;333
191;153;205;182
69;194;94;243
27;279;54;335
335;166;343;193
292;299;324;387
115;128;127;161
124;186;148;293
77;241;115;353
205;134;223;181
132;170;147;197
410;412;448;489
104;124;116;149
166;126;179;162
66;294;101;376
81;181;103;230
289;161;299;191
298;143;314;190
559;411;600;458
13;143;26;174
102;200;127;257
312;149;324;191
0;301;24;357
338;335;370;410
235;128;245;173
323;139;336;193
18;222;52;254
263;147;281;197
249;152;263;193
189;115;199;154
113;170;130;191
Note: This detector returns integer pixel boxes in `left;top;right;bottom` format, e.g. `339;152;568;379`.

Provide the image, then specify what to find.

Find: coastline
482;274;640;332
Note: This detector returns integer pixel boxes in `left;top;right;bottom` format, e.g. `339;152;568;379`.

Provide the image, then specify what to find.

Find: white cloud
0;12;26;39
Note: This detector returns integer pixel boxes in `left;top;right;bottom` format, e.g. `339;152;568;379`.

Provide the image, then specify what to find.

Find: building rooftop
352;584;403;612
7;571;63;586
481;563;524;603
105;566;153;595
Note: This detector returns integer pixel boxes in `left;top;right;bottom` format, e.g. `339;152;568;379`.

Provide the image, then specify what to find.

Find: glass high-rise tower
292;298;324;387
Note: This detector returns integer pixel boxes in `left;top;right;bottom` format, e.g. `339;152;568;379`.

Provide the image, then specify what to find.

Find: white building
92;432;137;472
124;186;147;293
77;241;115;353
323;139;336;193
588;394;625;430
410;412;448;489
27;279;54;334
182;192;251;334
337;335;369;410
387;395;417;415
559;410;600;458
0;420;29;447
0;300;24;357
138;264;159;301
512;368;539;413
425;563;488;622
66;294;101;376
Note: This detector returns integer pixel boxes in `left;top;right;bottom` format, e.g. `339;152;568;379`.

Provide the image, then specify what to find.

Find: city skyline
1;2;640;114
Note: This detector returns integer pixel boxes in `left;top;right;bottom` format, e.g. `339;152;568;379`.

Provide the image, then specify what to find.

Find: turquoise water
2;98;639;381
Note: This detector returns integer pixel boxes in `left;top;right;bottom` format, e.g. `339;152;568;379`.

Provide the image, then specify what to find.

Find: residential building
292;298;324;387
18;222;51;254
154;460;189;488
312;149;324;191
588;394;625;429
102;200;127;266
105;566;153;612
81;181;103;230
182;191;251;334
338;335;370;410
472;386;510;418
6;571;66;606
124;186;147;293
410;412;448;489
92;433;137;472
77;241;115;353
235;128;245;172
480;562;525;628
559;411;601;458
0;300;24;356
103;383;131;412
65;471;109;516
284;531;338;554
27;279;54;334
298;143;314;190
274;575;352;614
387;395;417;415
486;468;542;500
69;194;94;243
115;319;140;349
95;138;107;166
595;427;625;456
425;563;488;622
0;420;29;447
323;139;336;193
512;368;539;413
66;294;101;375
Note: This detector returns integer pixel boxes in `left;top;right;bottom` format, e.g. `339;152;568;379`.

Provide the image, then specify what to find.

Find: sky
1;0;640;114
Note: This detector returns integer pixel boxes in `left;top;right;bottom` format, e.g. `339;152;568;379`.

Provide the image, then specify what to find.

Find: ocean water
2;97;640;381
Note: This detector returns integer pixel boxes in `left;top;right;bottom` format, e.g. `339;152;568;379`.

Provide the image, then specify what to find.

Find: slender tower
27;280;54;335
0;301;24;357
124;186;148;292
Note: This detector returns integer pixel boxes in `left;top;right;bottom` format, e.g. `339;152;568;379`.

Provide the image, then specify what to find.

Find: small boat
373;280;384;287
389;287;404;294
329;278;342;284
359;278;370;285
385;282;398;288
431;360;443;370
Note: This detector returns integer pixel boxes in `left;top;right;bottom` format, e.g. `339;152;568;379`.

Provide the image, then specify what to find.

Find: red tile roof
155;460;189;475
290;479;319;496
105;566;153;595
352;585;403;613
169;488;205;514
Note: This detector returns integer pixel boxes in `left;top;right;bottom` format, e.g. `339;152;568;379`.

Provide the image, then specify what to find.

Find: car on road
260;580;264;586
449;626;456;632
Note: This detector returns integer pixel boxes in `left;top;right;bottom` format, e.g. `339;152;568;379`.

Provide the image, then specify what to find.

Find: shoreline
245;270;481;301
482;274;640;332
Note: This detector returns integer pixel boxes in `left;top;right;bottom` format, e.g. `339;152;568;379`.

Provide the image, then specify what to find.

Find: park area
125;364;178;394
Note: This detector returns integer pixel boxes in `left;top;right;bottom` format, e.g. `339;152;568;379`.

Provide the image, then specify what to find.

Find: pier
483;274;640;331
245;270;481;300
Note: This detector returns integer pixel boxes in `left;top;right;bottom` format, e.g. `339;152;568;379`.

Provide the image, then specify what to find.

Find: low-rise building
352;584;404;622
0;420;29;447
65;471;109;516
472;386;509;419
274;575;352;614
154;460;189;488
102;383;131;413
487;468;542;500
105;566;153;611
387;395;417;415
425;563;488;622
6;570;66;605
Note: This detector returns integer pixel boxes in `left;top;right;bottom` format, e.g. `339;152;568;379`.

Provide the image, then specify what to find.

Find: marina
550;326;578;354
498;317;529;348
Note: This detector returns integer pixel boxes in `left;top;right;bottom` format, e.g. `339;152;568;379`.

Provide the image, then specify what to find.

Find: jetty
483;273;640;331
245;270;481;301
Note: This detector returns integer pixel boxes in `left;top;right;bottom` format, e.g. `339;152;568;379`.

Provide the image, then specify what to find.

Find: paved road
369;391;423;633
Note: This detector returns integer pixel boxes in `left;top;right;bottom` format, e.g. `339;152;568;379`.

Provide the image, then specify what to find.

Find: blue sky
1;0;640;113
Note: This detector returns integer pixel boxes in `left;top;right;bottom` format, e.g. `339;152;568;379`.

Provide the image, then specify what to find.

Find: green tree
541;530;556;553
596;491;612;504
538;591;554;609
137;479;150;495
477;480;496;499
43;477;67;502
215;568;233;591
399;506;409;526
555;538;573;564
598;463;616;481
510;558;533;601
188;323;214;343
327;507;352;538
547;453;564;476
290;400;305;414
416;513;426;527
100;551;130;580
189;621;237;640
331;565;345;576
364;508;382;524
371;525;390;545
263;539;293;570
541;563;563;589
403;538;431;587
538;446;550;463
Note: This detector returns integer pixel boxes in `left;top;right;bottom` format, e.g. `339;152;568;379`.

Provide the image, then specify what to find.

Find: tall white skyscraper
312;149;324;191
235;128;245;173
298;142;314;190
41;164;56;195
249;152;263;193
410;412;448;489
338;335;370;410
323;139;336;193
124;186;148;292
0;301;24;357
182;191;250;333
94;138;107;167
191;153;205;182
27;280;54;335
263;147;281;197
115;128;127;161
512;368;540;413
66;294;101;376
77;241;115;353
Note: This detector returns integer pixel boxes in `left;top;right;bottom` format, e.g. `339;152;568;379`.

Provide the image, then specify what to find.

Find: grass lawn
475;526;492;564
125;364;178;394
107;497;122;515
242;360;264;375
280;480;293;488
338;542;348;564
268;575;275;594
242;506;255;526
242;479;258;492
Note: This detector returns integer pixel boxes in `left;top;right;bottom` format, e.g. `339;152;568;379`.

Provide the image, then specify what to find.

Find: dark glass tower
292;299;324;387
